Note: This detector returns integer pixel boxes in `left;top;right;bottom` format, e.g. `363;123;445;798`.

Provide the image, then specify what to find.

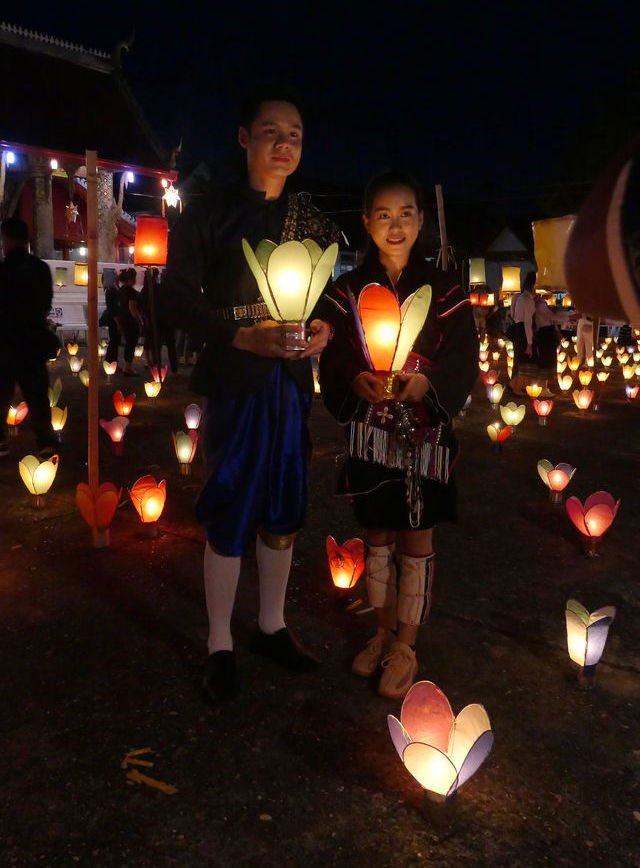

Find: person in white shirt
576;313;595;365
509;272;536;395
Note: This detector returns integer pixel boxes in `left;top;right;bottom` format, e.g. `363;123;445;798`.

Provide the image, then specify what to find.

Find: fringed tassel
349;422;450;482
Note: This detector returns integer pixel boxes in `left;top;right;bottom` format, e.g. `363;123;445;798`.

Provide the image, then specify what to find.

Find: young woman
319;172;477;699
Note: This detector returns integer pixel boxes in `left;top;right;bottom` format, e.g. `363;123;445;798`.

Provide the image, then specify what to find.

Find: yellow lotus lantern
560;339;570;349
578;369;593;386
19;453;59;506
618;353;630;365
129;475;167;536
76;481;122;547
537;459;576;504
6;401;28;435
172;430;198;475
67;342;79;356
565;599;616;686
567;357;580;371
48;378;62;408
134;344;145;358
557;374;573;392
622;364;636;380
387;681;493;800
557;352;566;363
556;361;567;374
242;238;339;334
491;351;500;362
50;405;68;434
184;403;202;430
79;371;90;387
596;371;609;383
103;360;117;381
525;383;542;398
144;381;162;398
572;389;593;412
69;356;83;375
601;355;612;367
479;361;490;373
100;416;129;456
499;402;525;428
479;339;489;352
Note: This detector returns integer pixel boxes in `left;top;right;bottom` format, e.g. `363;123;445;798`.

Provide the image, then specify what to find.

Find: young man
163;86;339;702
0;217;57;458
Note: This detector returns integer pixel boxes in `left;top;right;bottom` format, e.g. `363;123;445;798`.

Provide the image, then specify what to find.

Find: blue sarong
196;363;312;556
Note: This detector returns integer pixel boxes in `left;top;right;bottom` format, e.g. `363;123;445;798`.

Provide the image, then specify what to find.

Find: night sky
12;2;639;203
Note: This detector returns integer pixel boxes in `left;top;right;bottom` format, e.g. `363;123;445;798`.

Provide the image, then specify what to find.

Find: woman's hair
363;171;424;215
118;267;137;284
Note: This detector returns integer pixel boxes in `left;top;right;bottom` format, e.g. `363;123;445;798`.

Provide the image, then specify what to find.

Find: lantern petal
347;289;373;369
449;729;494;794
589;605;616;624
342;538;365;562
555;463;575;480
325;535;338;558
448;703;492;770
255;239;277;271
583;491;617;513
392;285;432;371
537;459;553;485
302;238;323;268
76;482;97;528
584;616;615;666
400;680;453;751
358;283;402;372
583;504;615;537
387;714;412;760
402;742;458;796
265;240;313;321
242;239;280;320
95;485;122;529
565;608;588;665
565;497;589;536
304;242;339;320
48;378;62;407
566;598;590;626
19;455;41;494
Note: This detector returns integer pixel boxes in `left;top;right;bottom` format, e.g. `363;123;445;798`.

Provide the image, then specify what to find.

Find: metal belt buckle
233;305;248;320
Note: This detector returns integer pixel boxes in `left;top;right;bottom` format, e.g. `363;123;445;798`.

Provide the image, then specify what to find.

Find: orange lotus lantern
6;401;28;435
172;430;198;475
128;475;166;536
113;391;135;416
326;535;365;590
572;389;594;412
533;398;553;426
525;383;542;399
578;369;593;386
102;360;117;382
481;370;498;386
76;481;122;547
567;357;580;371
566;491;620;556
144;381;162;398
134;216;168;267
100;416;129;456
67;342;79;356
537;460;576;504
354;282;431;396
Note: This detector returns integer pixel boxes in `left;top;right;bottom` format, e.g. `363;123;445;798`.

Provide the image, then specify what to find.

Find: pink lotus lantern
387;681;493;800
102;360;117;382
184;403;202;430
481;370;498;387
6;401;28;436
99;416;129;456
532;398;553;426
566;492;620;556
572;389;594;412
326;536;365;590
113;391;135;416
151;365;167;384
537;460;576;504
76;482;122;547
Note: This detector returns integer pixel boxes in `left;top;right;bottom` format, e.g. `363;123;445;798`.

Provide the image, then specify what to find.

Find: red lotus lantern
113;391;135;416
76;482;122;547
533;398;553;426
326;536;365;590
134;216;168;267
129;475;167;536
6;401;28;435
566;492;620;556
481;370;498;386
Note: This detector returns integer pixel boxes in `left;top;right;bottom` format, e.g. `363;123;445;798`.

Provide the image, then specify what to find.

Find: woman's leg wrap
365;543;397;609
397;553;435;626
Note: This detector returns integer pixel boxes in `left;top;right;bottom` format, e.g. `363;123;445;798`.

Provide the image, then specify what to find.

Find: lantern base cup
577;663;597;689
92;527;110;548
145;521;160;539
548;490;563;505
282;321;308;352
538;416;548;426
34;494;45;508
179;463;192;476
582;537;601;557
111;442;124;457
491;442;503;455
7;426;18;438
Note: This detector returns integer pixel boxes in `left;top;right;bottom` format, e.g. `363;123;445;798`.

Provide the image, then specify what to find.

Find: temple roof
0;21;170;172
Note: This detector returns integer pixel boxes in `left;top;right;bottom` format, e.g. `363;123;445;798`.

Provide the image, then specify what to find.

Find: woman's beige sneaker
352;628;392;677
378;640;418;699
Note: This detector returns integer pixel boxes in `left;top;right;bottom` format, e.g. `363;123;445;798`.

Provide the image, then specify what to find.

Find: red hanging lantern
134;216;168;267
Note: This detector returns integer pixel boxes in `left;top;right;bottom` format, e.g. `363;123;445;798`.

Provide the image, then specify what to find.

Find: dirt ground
1;352;639;868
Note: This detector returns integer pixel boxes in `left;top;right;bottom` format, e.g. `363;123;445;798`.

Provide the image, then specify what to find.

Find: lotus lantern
113;391;135;416
48;378;62;408
387;681;493;800
76;481;122;547
525;383;542;398
184;403;202;430
6;401;28;435
537;460;575;504
572;389;593;412
69;356;83;375
144;381;162;398
565;491;620;556
532;398;553;426
19;453;59;506
128;475;167;535
565;599;616;685
499;402;525;428
102;360;117;381
326;536;365;590
557;374;573;392
100;416;129;455
172;430;198;475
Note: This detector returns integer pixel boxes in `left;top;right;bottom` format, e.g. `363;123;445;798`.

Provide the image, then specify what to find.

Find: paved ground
1;350;639;867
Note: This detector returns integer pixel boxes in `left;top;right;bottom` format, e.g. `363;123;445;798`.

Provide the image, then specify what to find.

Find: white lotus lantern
565;599;616;685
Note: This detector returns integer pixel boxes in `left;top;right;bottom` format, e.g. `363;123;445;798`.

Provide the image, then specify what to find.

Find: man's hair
239;82;304;130
1;216;29;243
363;171;425;215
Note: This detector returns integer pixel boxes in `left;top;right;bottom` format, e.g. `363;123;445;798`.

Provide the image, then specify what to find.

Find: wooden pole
86;151;100;502
435;184;448;272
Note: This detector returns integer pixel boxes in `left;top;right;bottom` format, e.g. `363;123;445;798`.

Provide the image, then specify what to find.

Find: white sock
256;536;292;635
203;542;241;653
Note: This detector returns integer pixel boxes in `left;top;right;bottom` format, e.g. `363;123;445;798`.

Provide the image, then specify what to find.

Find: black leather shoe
250;627;319;672
203;650;237;702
